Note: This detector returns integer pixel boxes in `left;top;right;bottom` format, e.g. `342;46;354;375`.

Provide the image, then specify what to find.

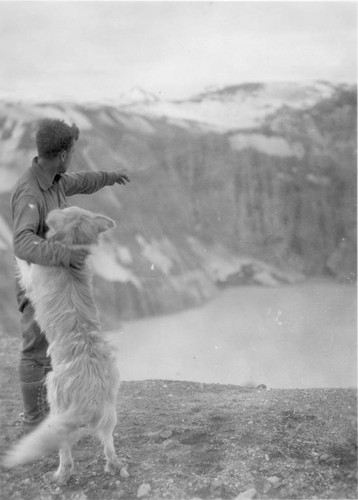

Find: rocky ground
0;334;356;500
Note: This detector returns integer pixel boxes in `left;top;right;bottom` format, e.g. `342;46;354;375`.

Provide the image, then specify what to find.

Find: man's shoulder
11;167;40;202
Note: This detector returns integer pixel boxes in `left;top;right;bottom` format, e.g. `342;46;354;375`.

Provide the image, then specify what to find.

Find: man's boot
20;378;48;433
18;361;52;435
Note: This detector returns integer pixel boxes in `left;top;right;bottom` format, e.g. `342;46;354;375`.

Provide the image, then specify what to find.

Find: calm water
108;281;357;389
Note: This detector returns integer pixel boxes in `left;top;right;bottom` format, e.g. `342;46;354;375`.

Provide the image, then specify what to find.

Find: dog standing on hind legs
2;206;123;484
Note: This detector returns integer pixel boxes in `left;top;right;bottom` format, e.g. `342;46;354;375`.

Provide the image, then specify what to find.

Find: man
11;118;130;433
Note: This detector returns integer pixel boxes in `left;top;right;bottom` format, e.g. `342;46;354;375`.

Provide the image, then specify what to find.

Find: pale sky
0;1;356;102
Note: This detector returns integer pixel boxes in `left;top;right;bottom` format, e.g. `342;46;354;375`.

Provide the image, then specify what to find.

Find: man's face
58;145;75;174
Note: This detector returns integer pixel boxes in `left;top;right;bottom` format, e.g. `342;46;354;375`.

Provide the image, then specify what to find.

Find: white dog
3;207;122;484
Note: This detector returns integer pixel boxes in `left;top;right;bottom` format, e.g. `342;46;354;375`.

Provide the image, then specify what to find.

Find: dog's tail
2;409;81;468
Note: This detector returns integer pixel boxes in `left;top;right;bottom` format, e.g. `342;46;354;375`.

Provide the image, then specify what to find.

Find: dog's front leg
102;433;122;474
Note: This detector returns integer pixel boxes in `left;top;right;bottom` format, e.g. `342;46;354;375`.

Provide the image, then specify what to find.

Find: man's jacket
11;157;120;267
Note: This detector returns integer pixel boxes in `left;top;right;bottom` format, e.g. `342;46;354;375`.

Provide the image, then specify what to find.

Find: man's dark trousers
16;279;52;430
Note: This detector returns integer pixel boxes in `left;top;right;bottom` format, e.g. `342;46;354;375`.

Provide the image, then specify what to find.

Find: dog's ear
93;215;116;234
46;209;65;234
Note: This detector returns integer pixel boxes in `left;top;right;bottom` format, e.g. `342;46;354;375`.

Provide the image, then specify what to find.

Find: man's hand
114;169;130;185
69;247;90;270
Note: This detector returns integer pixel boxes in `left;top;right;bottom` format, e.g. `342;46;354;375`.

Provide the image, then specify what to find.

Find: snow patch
136;235;174;275
306;174;331;186
116;245;133;265
117;86;158;107
111;111;155;135
90;243;141;287
188;237;302;286
61;106;92;130
0;121;26;151
229;133;305;158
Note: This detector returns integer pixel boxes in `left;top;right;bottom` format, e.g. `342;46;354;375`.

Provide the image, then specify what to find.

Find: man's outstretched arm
61;169;130;196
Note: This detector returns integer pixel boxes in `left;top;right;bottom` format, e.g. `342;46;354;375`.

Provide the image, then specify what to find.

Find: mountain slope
0;81;356;333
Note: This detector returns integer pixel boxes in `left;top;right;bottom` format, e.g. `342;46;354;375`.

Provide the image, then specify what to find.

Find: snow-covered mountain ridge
118;81;341;131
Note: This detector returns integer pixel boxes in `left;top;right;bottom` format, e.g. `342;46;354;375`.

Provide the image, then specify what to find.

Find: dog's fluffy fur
2;207;121;484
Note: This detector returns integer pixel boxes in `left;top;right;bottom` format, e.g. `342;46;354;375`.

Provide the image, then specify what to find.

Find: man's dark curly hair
36;119;80;159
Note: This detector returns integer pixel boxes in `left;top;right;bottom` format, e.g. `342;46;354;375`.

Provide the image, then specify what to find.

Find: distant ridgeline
0;81;356;332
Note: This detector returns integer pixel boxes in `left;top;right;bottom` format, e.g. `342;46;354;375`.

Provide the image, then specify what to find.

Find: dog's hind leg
51;444;74;485
98;410;122;474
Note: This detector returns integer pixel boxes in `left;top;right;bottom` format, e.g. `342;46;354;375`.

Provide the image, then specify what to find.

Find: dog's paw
44;468;72;485
104;457;125;475
44;471;57;484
